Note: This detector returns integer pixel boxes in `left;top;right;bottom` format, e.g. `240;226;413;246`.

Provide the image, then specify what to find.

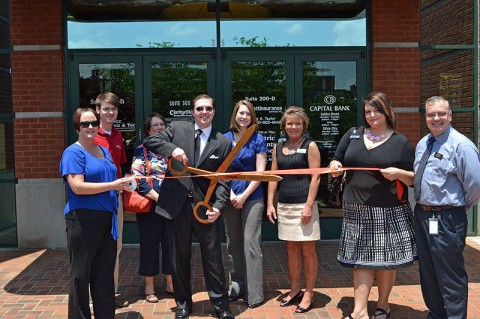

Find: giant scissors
168;124;282;224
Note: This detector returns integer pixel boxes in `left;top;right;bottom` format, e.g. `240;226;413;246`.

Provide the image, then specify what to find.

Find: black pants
136;210;172;276
166;199;229;313
414;204;468;319
66;209;117;319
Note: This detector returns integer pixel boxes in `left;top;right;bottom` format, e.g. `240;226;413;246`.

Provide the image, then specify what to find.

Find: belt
419;204;456;212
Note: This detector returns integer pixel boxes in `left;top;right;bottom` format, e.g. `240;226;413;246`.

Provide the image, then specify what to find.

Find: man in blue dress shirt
413;96;480;319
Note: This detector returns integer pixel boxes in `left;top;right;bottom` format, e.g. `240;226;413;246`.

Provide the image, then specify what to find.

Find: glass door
223;52;295;163
296;52;366;238
223;50;366;239
143;54;215;133
68;55;143;177
68;49;366;241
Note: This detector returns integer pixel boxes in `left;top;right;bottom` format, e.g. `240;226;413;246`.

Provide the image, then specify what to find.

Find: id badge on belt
429;214;439;235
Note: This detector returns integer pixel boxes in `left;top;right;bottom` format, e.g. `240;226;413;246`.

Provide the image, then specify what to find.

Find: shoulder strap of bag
142;146;151;175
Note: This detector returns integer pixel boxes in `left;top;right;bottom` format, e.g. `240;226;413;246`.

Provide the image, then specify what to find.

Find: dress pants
66;209;117;319
136;209;171;276
166;198;229;312
223;198;264;305
414;204;468;319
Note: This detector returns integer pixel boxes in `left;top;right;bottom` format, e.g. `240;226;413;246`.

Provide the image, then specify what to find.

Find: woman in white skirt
267;106;321;313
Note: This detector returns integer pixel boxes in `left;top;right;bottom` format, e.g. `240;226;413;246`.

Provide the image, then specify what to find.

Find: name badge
297;148;307;153
434;152;443;159
350;134;361;140
429;217;439;235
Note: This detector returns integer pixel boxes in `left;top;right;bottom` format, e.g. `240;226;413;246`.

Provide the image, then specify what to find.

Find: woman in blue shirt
60;107;132;319
223;100;268;309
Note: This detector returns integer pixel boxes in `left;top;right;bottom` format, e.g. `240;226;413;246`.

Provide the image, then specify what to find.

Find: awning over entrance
67;0;366;21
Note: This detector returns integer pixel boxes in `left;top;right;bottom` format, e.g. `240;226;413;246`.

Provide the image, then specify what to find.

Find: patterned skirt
337;201;417;270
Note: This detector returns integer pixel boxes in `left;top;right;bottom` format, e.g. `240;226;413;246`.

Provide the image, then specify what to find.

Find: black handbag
328;171;346;207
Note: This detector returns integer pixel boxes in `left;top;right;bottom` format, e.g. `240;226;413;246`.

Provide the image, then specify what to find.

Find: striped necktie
414;137;434;201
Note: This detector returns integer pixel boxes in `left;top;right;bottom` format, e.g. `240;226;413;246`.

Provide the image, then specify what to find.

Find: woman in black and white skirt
329;92;417;319
267;106;321;314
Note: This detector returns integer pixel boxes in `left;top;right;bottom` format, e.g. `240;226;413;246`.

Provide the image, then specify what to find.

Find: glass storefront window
68;21;217;49
222;19;366;47
68;15;366;48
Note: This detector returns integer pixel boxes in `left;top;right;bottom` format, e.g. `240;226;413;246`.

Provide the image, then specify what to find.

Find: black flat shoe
295;300;313;313
248;301;263;309
280;290;304;307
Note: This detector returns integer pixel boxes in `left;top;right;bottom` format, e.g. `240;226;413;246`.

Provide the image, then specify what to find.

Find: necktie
414;137;434;201
194;129;202;165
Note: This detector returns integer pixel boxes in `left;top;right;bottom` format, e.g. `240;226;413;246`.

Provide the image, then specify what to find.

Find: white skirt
277;202;320;241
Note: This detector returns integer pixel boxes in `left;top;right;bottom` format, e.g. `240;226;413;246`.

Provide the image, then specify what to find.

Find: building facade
0;0;478;248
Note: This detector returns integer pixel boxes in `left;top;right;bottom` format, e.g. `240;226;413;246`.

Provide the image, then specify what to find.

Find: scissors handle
193;202;213;224
168;157;188;176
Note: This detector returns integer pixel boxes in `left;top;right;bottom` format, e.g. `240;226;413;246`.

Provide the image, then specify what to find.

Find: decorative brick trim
13;45;61;51
373;42;419;48
15;112;63;118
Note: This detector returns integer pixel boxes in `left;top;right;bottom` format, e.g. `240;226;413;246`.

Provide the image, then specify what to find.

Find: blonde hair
280;106;309;133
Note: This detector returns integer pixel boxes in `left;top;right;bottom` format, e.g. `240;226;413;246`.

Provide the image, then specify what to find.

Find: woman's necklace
365;129;386;141
286;137;304;155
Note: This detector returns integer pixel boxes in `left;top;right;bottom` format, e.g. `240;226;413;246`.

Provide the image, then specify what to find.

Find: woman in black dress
329;92;416;319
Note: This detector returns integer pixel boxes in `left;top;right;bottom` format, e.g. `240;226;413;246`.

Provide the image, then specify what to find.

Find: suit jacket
143;121;232;219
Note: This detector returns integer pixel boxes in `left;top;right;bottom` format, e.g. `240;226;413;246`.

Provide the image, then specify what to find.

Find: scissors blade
216;124;256;173
224;173;282;182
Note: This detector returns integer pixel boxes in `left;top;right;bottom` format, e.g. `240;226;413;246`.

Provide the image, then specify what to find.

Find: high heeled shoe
280;290;304;307
295;299;313;313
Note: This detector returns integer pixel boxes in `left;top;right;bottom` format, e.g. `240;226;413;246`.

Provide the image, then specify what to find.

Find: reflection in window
222;19;366;47
150;62;208;122
68;17;366;49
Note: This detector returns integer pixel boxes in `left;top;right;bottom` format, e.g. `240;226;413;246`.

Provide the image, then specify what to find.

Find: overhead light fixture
170;0;185;7
162;2;271;20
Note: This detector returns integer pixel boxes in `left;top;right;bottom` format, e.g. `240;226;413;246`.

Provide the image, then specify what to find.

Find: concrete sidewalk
1;238;480;319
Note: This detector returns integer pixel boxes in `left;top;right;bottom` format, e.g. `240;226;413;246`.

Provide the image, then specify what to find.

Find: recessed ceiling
67;0;366;21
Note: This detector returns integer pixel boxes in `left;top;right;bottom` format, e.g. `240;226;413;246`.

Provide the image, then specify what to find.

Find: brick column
370;1;421;145
11;0;67;248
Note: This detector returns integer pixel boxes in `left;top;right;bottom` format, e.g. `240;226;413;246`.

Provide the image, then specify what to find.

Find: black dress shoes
215;309;235;319
280;290;304;307
175;308;190;319
295;301;313;313
228;295;243;302
248;301;263;309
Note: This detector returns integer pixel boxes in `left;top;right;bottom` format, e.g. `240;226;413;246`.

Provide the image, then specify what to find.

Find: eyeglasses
365;109;381;117
426;111;448;119
151;122;166;128
195;106;214;112
79;120;100;128
101;107;118;113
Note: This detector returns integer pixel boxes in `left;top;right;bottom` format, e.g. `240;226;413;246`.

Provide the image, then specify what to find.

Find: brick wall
370;1;421;145
10;0;63;45
10;0;65;179
420;0;476;143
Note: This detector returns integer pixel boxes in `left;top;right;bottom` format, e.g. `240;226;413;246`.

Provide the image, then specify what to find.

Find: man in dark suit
143;94;234;319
